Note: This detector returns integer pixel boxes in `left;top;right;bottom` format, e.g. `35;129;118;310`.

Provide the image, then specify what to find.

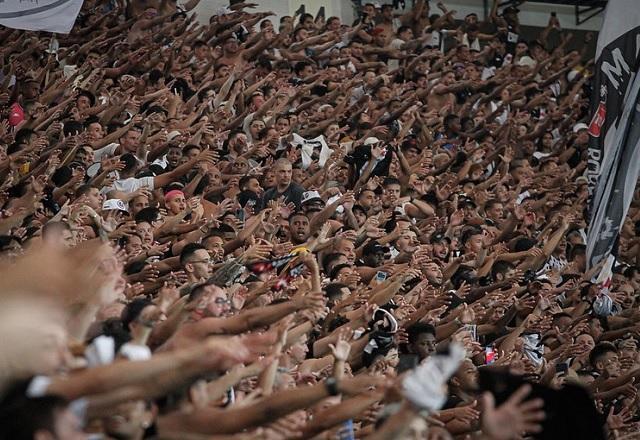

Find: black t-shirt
259;182;305;211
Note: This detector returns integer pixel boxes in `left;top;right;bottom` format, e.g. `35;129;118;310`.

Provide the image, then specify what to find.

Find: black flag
586;0;640;269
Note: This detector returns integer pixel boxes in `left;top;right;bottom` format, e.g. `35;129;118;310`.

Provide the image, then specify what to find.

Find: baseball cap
459;197;477;209
167;130;182;142
363;240;389;255
573;122;588;133
301;190;324;205
503;5;520;15
430;233;451;244
102;199;128;212
364;137;382;146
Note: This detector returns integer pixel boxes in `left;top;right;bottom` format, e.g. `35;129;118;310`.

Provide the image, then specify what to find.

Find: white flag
290;133;333;169
0;0;84;34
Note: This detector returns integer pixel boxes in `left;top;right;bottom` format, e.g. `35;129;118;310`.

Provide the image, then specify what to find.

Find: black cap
363;240;389;255
459;197;477;209
503;6;520;15
430;233;451;244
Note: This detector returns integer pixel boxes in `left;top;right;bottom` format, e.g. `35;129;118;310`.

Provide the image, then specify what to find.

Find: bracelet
324;377;340;396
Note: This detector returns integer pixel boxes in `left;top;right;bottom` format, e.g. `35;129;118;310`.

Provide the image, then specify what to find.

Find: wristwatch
324;377;340;396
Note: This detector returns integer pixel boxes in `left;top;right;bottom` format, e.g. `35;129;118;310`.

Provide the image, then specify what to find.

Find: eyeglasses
213;297;230;305
191;258;212;265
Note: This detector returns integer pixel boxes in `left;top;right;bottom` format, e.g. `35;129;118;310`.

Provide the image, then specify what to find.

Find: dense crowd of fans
1;0;640;438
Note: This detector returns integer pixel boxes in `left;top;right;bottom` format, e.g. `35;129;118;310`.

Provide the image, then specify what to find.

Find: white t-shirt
105;176;155;194
93;142;119;162
388;38;406;70
119;343;152;361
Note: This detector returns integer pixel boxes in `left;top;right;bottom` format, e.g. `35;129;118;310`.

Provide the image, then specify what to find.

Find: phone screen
485;346;496;364
375;271;388;282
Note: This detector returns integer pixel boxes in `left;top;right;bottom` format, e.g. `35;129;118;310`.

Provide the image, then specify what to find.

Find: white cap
573;122;588;133
364;137;381;146
102;199;128;212
301;190;323;205
167;130;182;141
532;151;552;160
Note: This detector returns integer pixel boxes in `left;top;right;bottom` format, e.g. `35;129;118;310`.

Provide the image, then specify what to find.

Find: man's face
136;222;154;245
425;262;443;285
130;195;149;216
245;177;263;195
382;184;401;206
166;194;186;215
87;122;104;141
433;241;449;259
358;190;376;209
629;271;640;291
300;65;313;78
125;234;143;256
23;82;39;99
335;239;356;264
183;147;199;161
167;147;182;168
589;318;604;340
77;95;91;111
186;249;212;280
412;332;437;359
443;72;456;86
455;359;479;390
465;233;484;254
363;4;376;17
83;188;103;210
208;167;222;187
121;129;141;153
195;44;209;60
614;283;635;309
276;117;290;135
396;231;418;252
203;285;230;317
250;119;266;136
75;148;93;169
597;351;621;377
275;162;293;188
223;38;239;54
290;214;310;244
303;200;324;214
486;202;504;222
204;235;225;262
368;251;386;268
327;17;341;31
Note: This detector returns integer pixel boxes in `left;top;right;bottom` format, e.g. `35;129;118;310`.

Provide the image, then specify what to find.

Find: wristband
325;377;340;396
